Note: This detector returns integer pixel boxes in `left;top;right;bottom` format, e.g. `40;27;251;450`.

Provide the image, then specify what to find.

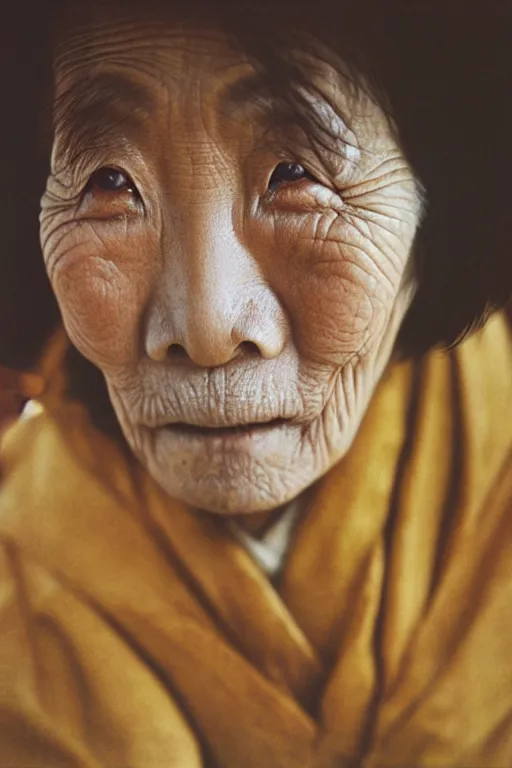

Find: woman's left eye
268;162;317;191
85;167;137;195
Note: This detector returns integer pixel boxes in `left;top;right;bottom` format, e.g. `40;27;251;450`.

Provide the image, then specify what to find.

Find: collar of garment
227;499;304;579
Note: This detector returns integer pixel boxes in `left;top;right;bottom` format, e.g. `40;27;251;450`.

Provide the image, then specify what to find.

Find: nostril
165;340;261;368
167;344;190;361
237;341;260;358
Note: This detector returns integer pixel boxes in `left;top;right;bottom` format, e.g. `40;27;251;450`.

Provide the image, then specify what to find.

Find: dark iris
268;161;313;191
88;167;135;193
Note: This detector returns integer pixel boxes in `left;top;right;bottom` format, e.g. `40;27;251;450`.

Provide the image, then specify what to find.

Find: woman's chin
122;411;358;515
148;459;310;515
136;421;319;515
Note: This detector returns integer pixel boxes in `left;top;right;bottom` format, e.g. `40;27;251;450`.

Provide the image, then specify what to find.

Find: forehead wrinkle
53;27;261;152
54;14;246;82
51;21;380;188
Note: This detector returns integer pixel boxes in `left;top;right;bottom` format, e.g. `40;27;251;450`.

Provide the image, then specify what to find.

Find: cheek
45;222;154;369
255;210;415;365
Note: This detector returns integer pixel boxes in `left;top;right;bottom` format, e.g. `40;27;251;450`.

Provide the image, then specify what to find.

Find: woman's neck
230;506;289;538
229;487;314;539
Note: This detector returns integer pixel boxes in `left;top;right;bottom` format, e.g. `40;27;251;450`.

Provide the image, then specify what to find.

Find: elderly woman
0;1;511;766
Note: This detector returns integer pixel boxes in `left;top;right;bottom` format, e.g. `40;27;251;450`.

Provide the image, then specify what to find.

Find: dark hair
1;0;511;428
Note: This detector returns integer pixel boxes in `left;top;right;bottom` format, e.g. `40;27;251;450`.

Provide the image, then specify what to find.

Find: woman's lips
148;416;297;457
163;417;288;439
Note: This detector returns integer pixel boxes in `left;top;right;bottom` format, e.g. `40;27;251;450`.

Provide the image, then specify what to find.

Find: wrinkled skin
40;6;423;518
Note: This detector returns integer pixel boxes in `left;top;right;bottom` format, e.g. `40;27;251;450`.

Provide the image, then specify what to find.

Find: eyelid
81;162;142;197
267;147;325;181
272;159;336;193
71;167;146;224
261;156;345;213
83;166;135;193
54;136;145;190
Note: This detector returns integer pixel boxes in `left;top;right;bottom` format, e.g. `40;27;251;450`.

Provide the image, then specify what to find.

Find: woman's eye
268;162;317;191
86;167;137;195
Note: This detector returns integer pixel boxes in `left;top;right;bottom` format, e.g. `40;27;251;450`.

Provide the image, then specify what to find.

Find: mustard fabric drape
0;312;511;767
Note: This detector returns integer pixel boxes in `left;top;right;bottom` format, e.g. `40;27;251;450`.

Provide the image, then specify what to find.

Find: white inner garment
227;499;303;578
20;399;44;420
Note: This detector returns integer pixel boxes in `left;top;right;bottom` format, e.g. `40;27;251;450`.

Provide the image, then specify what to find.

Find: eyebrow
53;66;356;178
220;72;276;114
220;69;356;155
53;71;155;168
53;69;273;169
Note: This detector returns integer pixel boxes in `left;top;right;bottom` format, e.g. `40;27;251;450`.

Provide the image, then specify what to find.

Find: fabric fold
0;312;510;767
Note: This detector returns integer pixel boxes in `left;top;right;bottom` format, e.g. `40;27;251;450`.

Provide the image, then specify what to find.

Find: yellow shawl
0;313;511;767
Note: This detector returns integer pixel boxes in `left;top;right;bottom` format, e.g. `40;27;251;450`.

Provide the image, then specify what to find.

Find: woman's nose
147;283;288;369
166;298;287;370
145;220;289;368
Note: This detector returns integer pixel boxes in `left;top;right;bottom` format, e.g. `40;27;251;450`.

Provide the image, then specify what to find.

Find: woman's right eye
85;167;138;196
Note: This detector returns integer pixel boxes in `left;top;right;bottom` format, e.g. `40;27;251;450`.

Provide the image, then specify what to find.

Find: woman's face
40;7;423;515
